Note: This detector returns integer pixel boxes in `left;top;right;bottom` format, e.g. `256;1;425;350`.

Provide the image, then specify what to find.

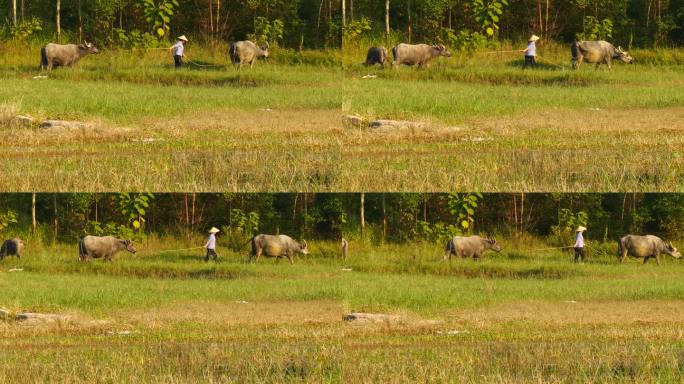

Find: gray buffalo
229;41;269;70
443;235;501;261
0;238;24;260
571;40;634;70
41;41;99;71
250;234;308;264
617;235;681;265
78;235;136;262
392;43;451;69
365;46;388;67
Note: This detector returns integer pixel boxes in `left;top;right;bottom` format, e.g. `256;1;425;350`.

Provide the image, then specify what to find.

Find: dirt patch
139;109;342;138
450;300;684;326
120;300;344;328
468;107;684;138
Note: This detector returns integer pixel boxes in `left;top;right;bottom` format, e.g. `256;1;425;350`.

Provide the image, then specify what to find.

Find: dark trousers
523;56;536;69
205;248;219;262
174;55;183;68
574;247;585;263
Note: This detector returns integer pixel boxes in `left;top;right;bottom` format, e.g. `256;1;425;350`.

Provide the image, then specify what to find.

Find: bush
441;29;489;52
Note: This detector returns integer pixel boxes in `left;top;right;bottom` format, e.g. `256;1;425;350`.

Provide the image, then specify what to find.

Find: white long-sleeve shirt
574;232;584;248
171;41;185;56
206;234;216;250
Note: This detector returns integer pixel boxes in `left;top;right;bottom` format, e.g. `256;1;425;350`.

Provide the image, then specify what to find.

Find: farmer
573;225;586;263
171;35;188;68
520;34;539;69
204;227;220;262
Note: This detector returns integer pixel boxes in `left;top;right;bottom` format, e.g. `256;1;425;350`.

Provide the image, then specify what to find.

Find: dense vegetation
4;193;684;248
1;0;682;50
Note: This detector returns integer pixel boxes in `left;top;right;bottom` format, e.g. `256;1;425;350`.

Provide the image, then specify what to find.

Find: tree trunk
317;0;324;45
31;193;36;233
12;0;17;26
342;0;346;27
537;0;542;35
56;0;61;40
78;0;82;42
20;0;24;22
513;195;518;232
209;0;214;37
385;0;390;47
184;194;190;240
350;0;354;21
520;193;525;230
53;194;58;239
382;194;387;243
360;193;365;239
216;0;221;37
407;0;412;43
191;192;196;233
545;0;550;38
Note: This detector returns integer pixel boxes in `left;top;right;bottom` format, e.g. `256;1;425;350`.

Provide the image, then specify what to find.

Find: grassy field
2;239;684;382
0;42;682;191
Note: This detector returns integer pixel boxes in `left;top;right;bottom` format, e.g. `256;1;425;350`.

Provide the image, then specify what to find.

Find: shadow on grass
506;58;569;71
350;262;586;279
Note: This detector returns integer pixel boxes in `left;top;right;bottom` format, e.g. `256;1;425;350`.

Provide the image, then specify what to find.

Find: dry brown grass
121;300;344;328
450;300;684;326
3;299;684;382
1;106;683;191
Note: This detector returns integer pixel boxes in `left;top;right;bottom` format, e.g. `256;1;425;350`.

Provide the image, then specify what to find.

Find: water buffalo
229;41;269;70
617;235;681;265
443;236;501;261
365;46;388;67
0;238;24;260
571;40;634;70
41;41;99;71
250;234;308;264
392;43;451;69
78;235;136;262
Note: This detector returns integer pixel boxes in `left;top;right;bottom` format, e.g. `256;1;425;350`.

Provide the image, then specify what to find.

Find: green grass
2;240;684;382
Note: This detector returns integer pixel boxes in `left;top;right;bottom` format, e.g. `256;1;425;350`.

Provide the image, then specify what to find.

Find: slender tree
385;0;390;46
12;0;17;26
56;0;61;39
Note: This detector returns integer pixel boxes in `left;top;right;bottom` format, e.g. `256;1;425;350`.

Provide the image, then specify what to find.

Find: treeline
1;0;682;49
1;193;684;245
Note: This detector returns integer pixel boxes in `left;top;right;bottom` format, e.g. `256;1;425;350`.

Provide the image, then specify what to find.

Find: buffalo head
487;238;502;252
615;46;634;64
260;41;270;58
122;239;137;255
434;44;452;58
80;41;99;54
666;242;681;259
300;240;309;255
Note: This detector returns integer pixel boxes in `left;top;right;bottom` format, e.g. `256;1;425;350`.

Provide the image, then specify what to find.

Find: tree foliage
0;0;679;47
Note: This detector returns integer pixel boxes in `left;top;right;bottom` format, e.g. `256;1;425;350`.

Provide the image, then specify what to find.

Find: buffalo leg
643;256;649;264
655;254;661;265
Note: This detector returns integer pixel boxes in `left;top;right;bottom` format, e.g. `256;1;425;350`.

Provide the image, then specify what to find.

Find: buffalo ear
302;240;308;249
